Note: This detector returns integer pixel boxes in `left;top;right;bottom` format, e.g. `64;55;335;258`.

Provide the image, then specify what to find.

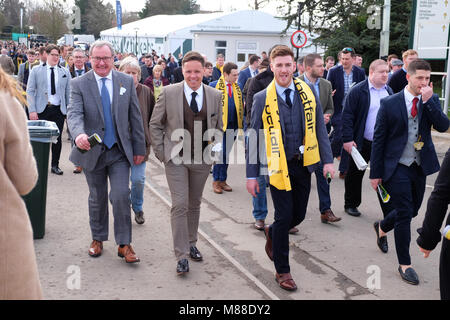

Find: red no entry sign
291;30;308;49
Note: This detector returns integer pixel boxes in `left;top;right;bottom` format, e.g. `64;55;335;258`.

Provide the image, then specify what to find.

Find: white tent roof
100;10;295;38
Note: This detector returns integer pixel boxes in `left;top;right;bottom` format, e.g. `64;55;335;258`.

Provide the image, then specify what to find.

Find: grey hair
118;56;141;81
89;40;115;57
72;47;86;56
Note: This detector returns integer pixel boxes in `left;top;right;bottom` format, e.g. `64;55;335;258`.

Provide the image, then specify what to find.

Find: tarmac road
33;130;449;300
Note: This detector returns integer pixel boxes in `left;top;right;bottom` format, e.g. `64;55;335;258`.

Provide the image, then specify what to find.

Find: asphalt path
33;131;448;300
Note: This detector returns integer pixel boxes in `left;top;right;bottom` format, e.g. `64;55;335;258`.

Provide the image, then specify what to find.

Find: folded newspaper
351;146;368;171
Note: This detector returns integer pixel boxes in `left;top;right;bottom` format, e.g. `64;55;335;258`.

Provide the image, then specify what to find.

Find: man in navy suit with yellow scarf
370;59;449;285
246;46;334;291
210;62;244;194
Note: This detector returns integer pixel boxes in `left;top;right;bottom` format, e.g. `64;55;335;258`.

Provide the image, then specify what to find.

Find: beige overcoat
0;91;42;299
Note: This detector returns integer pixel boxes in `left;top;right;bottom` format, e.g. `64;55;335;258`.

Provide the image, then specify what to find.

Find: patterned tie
227;83;232;98
50;67;56;95
190;91;199;113
284;88;292;108
411;97;419;118
76;69;83;77
101;78;116;149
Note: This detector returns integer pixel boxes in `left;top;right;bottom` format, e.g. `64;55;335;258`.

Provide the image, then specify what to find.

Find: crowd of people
0;39;449;300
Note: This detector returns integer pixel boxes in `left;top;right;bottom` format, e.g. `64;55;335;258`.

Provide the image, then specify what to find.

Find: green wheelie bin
22;120;60;239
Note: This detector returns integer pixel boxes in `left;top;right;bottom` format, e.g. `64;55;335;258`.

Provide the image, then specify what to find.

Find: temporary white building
100;10;324;68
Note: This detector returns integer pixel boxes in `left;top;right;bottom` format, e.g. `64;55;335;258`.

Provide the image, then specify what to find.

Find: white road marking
145;164;281;300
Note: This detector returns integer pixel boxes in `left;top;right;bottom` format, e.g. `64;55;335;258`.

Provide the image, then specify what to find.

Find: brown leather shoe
118;245;140;263
212;181;223;194
73;166;82;174
254;219;265;230
264;225;273;261
289;227;299;234
88;240;103;257
320;209;342;223
275;272;297;291
219;181;232;192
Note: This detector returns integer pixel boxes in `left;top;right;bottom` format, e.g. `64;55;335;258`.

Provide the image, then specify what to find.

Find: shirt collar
184;81;203;97
94;70;113;82
275;79;295;97
47;63;58;70
404;87;421;104
368;79;387;91
303;74;319;85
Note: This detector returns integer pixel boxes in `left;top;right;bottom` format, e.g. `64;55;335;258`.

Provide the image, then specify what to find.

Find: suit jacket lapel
177;82;184;130
203;83;213;129
87;71;104;122
112;70;120;120
398;91;408;128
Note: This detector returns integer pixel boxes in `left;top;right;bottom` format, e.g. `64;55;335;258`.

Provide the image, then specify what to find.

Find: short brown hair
369;59;388;72
304;53;322;68
223;62;238;75
182;51;205;67
205;61;213;68
325;56;335;63
249;55;260;65
270;45;294;61
407;59;431;75
46;44;60;54
387;54;398;62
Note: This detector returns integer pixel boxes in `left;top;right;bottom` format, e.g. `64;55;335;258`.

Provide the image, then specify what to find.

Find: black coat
245;67;274;127
387;68;408;94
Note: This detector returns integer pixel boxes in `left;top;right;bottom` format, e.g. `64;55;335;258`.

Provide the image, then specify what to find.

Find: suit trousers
268;159;311;274
165;160;211;260
380;163;426;265
344;139;372;209
38;104;65;167
314;160;331;213
84;145;132;245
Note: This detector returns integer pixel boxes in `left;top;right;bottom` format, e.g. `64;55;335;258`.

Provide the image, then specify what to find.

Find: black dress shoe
345;207;361;217
398;266;419;285
134;211;145;224
176;258;189;275
189;246;203;261
51;166;63;175
374;221;388;253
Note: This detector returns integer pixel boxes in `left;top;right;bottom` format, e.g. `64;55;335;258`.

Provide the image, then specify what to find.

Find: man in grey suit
246;46;335;291
27;44;71;175
67;41;146;264
150;51;223;275
299;53;341;224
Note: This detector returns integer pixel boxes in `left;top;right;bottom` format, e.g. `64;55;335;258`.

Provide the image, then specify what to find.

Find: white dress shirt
94;70;113;103
47;63;61;105
404;87;421;118
183;81;204;112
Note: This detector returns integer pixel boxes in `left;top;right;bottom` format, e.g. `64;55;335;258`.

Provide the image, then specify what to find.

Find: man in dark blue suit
237;54;260;90
210;62;244;194
370;59;449;285
341;59;393;217
327;48;366;174
246;46;334;291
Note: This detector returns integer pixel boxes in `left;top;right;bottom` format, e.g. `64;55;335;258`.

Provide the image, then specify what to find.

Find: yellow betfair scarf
262;78;320;191
215;75;244;131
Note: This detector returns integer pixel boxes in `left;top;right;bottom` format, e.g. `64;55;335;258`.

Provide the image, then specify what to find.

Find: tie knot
284;88;291;96
191;91;197;98
101;78;107;84
413;97;419;104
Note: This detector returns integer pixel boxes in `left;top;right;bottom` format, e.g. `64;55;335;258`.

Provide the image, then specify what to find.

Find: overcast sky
59;0;282;14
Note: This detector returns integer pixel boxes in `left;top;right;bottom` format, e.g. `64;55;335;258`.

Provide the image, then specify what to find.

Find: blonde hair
152;64;164;75
402;49;418;60
0;67;27;105
119;56;141;81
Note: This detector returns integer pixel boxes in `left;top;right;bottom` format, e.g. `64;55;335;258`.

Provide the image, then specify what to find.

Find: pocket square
211;113;216;117
120;87;127;95
62;74;67;78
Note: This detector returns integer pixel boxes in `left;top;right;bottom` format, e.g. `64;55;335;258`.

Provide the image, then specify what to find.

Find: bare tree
31;0;68;42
